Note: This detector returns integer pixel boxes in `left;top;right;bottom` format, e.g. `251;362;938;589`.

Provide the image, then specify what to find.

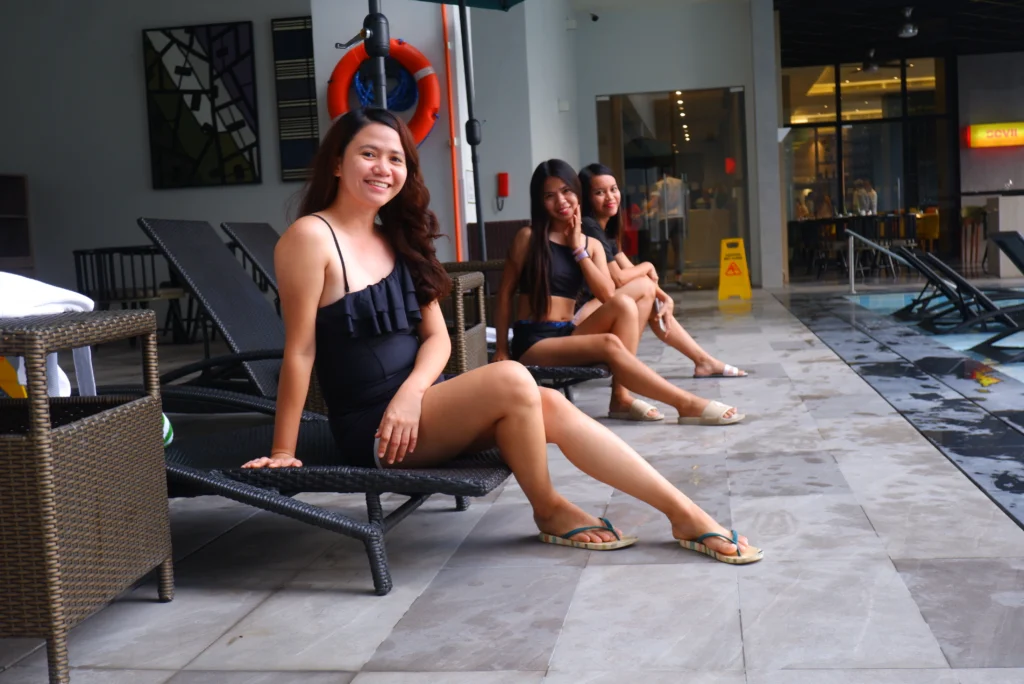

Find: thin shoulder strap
311;213;349;293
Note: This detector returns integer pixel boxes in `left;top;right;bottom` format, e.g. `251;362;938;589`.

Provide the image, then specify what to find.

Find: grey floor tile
0;640;41;672
549;564;742;671
730;493;887;561
591;499;720;566
739;559;948;670
955;670;1024;684
446;503;601;568
352;674;543;684
613;455;731;520
835;452;1024;559
815;415;934;453
746;671;958;684
11;572;293;671
170;673;354;684
545;674;745;684
727;451;850;497
187;567;440;672
168;496;259;562
309;496;489;571
0;668;176;684
365;566;581;671
495;452;615;506
896;558;1024;668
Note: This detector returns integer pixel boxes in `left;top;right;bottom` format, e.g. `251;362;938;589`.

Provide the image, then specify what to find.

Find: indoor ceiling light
675;90;682;95
677;99;683;104
680;112;686;117
899;7;918;38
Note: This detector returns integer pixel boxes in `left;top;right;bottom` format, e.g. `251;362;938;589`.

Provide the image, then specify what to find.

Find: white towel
0;271;97;397
485;326;514;345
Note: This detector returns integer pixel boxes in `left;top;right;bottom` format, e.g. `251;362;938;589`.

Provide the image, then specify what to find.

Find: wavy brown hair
298;108;450;305
522;159;582;320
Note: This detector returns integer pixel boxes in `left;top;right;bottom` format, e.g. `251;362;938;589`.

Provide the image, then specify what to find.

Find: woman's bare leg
394;361;619;543
520;299;738;419
539;388;755;556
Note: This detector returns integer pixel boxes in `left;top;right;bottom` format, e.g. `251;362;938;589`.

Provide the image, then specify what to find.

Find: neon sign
966;123;1024;149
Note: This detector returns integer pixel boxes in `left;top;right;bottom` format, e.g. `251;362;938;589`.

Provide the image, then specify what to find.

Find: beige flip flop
676;530;764;564
677;400;744;426
608;398;664;422
538;517;639;551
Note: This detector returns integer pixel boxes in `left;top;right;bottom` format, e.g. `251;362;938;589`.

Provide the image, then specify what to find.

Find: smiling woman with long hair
575;163;748;379
241;113;760;563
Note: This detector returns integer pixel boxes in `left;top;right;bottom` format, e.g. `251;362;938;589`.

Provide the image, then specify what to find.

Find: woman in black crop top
493;160;745;427
575;163;748;379
241;111;760;563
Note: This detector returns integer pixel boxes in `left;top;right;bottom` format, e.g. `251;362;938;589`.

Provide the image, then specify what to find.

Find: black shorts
510;320;576;361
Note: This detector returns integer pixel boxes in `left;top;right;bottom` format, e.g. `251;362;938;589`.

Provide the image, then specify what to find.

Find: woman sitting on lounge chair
241;109;760;563
491;159;744;426
575;163;748;379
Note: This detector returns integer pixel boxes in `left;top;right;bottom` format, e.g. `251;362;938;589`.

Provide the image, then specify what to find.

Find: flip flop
608;398;664;422
539;517;638;551
676;529;764;565
677;400;745;426
693;364;748;379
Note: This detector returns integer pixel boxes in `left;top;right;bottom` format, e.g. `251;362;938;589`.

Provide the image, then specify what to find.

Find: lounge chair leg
455;496;470;511
158;556;175;603
47;631;70;684
366;492;384;525
364;530;393;596
564;385;575;403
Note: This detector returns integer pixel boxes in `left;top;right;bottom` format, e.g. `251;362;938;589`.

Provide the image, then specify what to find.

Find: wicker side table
0;310;174;684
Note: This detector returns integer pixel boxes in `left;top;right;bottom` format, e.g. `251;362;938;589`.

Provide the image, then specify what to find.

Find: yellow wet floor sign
718;238;752;300
0;356;27;398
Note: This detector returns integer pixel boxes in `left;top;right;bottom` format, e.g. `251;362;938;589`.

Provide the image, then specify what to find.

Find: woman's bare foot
670;507;755;557
534;499;624;544
609;394;663;420
693;358;747;378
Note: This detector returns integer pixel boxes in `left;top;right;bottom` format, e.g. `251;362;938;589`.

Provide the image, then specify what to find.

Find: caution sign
718;238;752;301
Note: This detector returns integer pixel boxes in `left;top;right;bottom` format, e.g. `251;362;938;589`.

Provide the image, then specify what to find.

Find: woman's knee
597;332;626;359
608;292;638;319
636;277;656;299
490;360;541;407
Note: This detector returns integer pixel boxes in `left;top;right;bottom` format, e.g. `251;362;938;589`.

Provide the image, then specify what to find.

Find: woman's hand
376;387;424;465
645;262;659;282
569;204;585;251
654;289;674;325
242;453;303;469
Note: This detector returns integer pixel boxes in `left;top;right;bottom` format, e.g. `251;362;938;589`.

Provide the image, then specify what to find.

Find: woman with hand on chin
492;159;744;426
575;163;748;379
239;112;759;563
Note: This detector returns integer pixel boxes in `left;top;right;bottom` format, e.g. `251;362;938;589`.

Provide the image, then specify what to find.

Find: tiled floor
3;289;1023;683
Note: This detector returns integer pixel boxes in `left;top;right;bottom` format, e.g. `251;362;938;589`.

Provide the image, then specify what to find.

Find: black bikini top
518;240;584;299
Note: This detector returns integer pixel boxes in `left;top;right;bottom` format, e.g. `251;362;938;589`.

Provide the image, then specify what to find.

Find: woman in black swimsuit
492;159;744;426
242;111;760;563
576;163;748;379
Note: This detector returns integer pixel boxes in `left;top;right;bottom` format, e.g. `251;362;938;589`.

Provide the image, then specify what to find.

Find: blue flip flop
539;517;638;551
677;529;764;564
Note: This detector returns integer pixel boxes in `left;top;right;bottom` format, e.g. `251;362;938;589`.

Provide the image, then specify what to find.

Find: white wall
469;4;533;223
574;0;777;285
525;0;580;170
0;0;310;289
311;0;465;262
959;52;1024;194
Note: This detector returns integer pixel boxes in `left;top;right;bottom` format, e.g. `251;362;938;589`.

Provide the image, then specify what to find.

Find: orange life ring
327;38;440;146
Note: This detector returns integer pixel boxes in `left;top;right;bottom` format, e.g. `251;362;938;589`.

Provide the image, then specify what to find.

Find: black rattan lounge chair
918;251;1024;333
165;420;510;595
969;232;1024;363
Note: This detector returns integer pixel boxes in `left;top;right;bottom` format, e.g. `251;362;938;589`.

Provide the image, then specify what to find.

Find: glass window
906;58;945;116
596;88;749;290
784;127;840;221
782;66;837;125
839;62;903;121
842;122;904;214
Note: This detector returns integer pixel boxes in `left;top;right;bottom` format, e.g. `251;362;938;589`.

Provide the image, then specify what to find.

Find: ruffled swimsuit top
312;216;423;416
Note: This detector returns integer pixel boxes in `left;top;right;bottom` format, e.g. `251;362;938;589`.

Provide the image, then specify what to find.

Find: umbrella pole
365;0;389;108
458;0;487;260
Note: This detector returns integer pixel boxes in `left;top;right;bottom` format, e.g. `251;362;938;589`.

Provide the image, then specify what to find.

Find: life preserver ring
327;38;440;146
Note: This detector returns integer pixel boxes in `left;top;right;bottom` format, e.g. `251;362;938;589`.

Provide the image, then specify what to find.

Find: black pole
365;0;389;108
458;0;487;260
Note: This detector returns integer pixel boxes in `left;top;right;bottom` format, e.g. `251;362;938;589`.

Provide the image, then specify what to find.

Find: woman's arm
376;300;451;465
578;236;615;302
492;227;531;361
613;252;657;285
244;219;327;468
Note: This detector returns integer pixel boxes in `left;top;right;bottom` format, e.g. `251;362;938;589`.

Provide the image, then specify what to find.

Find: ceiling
775;0;1024;67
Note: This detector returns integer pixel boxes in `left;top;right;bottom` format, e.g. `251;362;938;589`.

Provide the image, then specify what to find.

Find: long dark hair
298;108;450;305
523;159;582;320
579;163;621;248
